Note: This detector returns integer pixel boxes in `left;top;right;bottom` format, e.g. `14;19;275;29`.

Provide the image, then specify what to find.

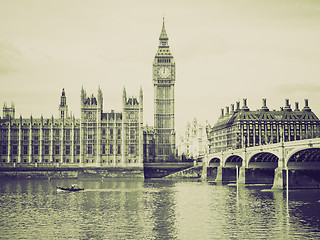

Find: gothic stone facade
153;20;176;162
0;87;144;166
0;20;178;165
178;118;209;160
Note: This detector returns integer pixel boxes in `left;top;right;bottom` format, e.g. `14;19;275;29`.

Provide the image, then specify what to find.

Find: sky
1;0;320;136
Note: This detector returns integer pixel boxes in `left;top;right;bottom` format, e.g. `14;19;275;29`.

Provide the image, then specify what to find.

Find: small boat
56;184;84;192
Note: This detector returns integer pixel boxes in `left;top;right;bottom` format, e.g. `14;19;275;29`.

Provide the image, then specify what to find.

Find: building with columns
0;87;144;166
207;98;320;153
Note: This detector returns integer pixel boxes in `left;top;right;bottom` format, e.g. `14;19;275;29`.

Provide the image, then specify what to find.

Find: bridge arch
225;155;242;168
286;147;320;169
208;158;221;167
248;152;279;169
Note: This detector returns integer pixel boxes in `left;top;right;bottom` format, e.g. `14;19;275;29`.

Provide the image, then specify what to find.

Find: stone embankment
0;166;144;179
164;165;203;179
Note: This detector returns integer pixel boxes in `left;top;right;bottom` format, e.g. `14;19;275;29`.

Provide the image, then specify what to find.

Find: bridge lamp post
281;125;289;193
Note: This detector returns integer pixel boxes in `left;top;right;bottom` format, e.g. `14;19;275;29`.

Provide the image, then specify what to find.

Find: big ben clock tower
153;19;176;162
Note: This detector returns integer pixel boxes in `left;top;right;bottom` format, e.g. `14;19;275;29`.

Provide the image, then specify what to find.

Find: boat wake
82;188;160;193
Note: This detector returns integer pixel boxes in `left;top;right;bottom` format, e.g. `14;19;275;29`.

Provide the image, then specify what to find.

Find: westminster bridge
201;137;320;189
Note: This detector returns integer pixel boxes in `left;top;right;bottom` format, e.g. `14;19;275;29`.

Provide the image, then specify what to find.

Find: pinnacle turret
159;18;168;40
60;88;66;107
59;88;68;118
139;86;143;105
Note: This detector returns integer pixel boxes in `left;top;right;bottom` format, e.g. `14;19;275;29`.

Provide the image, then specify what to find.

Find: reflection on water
1;179;320;239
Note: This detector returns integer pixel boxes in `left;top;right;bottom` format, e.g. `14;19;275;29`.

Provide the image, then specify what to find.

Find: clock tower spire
153;18;176;162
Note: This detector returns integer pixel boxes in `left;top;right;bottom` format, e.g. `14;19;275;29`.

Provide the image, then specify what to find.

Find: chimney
226;106;229;115
221;108;224;117
261;98;269;111
231;104;234;113
235;101;240;112
302;99;311;112
284;99;292;111
241;98;249;111
294;102;300;111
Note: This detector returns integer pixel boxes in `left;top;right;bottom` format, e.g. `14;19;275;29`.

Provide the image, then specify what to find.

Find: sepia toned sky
1;0;320;135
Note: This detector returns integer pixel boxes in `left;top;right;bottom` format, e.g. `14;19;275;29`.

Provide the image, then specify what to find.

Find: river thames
1;178;320;239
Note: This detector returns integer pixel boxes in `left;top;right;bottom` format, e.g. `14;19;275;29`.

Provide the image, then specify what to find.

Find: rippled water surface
1;178;320;239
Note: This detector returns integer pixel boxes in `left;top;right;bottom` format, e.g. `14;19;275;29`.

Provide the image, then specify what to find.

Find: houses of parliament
0;20;176;166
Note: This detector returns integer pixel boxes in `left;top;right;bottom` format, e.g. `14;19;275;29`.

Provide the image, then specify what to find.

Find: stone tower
153;19;176;162
80;86;103;164
2;102;15;119
59;88;68;119
122;87;144;164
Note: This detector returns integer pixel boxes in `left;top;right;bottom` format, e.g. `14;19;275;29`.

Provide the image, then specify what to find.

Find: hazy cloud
1;0;320;135
0;42;22;74
275;82;320;94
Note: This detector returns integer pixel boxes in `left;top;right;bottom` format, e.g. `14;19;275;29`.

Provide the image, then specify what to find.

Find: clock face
158;66;171;78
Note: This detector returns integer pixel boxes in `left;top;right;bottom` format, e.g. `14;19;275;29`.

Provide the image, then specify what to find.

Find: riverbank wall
0;162;198;179
0;166;144;179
